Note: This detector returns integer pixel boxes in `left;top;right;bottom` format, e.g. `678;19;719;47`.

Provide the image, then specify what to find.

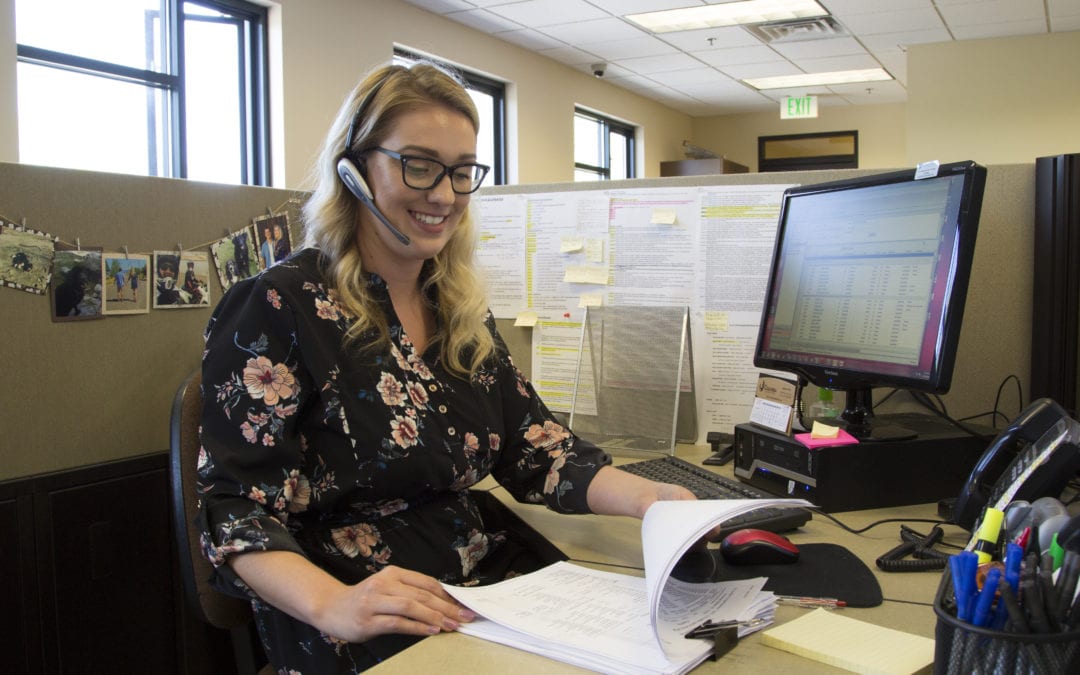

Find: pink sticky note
794;428;860;449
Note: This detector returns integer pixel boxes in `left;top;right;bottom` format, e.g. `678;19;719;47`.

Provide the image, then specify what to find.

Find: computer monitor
754;161;987;441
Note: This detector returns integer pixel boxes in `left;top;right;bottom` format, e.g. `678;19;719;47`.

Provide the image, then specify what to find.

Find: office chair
169;370;272;675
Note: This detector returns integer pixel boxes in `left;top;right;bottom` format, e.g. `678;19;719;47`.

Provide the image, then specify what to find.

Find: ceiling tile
402;0;475;13
952;19;1047;39
616;52;711;75
797;53;884;72
722;61;803;80
538;17;647;43
495;28;565;51
485;0;610;27
661;26;765;51
858;27;953;52
694;45;786;67
537;45;601;66
769;36;868;59
836;7;946;35
1052;15;1080;29
938;0;1047;26
445;8;525;33
586;35;681;60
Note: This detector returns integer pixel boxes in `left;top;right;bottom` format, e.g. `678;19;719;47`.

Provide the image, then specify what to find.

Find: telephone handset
950;397;1080;531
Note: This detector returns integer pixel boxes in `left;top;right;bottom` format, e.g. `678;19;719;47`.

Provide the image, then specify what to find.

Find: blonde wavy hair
301;62;496;378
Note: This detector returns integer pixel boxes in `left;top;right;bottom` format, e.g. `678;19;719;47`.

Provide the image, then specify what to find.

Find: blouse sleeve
196;274;310;598
486;318;611;514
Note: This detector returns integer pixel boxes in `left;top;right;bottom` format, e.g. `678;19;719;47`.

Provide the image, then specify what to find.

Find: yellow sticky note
651;208;677;225
514;311;538;327
811;421;840;439
704;311;729;332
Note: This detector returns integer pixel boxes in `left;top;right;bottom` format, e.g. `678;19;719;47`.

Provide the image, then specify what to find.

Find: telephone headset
336;73;411;246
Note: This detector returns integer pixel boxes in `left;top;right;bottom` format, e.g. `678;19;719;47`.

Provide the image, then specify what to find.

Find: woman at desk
197;61;695;673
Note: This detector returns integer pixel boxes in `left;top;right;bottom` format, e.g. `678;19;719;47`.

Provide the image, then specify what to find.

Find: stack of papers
442;498;811;675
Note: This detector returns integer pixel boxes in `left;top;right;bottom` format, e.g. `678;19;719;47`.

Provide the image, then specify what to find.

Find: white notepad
761;608;935;675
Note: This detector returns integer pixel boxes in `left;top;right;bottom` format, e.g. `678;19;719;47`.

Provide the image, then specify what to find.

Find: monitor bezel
753;160;988;396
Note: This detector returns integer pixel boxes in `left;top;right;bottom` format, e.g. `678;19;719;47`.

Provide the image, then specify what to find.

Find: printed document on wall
692;184;793;434
474;193;528;319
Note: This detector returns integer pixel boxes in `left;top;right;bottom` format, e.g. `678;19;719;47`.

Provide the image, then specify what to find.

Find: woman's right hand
229;551;475;643
313;565;477;642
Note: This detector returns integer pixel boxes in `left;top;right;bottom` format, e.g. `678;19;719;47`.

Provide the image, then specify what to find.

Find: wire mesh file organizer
568;306;696;456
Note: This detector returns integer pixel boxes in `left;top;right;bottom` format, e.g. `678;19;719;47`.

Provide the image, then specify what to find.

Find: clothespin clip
76;237;81;251
20;217;27;230
178;242;183;256
266;206;274;217
123;246;129;259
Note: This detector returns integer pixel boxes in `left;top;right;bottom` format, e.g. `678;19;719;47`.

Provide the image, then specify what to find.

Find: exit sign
781;95;818;119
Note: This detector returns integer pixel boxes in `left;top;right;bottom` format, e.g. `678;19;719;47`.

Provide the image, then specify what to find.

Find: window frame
15;0;271;185
574;107;635;181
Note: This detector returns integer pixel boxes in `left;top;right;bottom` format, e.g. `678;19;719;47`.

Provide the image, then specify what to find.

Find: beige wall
273;0;692;188
907;31;1080;165
690;102;907;171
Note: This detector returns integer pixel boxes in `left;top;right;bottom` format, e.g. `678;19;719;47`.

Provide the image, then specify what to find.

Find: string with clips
2;196;303;259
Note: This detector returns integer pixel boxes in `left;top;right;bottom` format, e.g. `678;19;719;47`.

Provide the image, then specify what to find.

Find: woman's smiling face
356;103;478;271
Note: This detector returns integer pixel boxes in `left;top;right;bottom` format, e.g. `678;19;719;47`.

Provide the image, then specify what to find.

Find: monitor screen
754;161;987;440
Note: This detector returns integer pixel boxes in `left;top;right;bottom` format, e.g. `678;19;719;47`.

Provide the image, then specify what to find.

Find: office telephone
949;398;1080;530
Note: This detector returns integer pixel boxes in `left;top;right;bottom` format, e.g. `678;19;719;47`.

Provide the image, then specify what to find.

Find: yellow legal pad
761;608;934;675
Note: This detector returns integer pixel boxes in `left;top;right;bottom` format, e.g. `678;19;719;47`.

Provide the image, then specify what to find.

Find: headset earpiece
336;156;373;201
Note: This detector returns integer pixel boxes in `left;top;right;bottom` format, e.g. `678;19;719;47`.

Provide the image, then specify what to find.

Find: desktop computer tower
732;413;991;513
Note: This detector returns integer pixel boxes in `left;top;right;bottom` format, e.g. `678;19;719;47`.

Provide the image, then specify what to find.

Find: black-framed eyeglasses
372;147;490;195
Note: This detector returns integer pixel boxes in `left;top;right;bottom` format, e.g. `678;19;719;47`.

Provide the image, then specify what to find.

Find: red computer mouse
719;528;800;565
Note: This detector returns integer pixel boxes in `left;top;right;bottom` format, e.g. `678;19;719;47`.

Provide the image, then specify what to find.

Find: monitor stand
835;387;918;442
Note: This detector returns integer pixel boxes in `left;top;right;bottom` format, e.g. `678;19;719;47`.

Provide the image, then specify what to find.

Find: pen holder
933;568;1080;674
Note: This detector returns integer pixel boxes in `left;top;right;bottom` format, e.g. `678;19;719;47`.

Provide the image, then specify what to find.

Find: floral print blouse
197;247;611;597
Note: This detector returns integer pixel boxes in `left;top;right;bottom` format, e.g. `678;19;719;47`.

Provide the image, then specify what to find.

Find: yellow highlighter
972;507;1005;564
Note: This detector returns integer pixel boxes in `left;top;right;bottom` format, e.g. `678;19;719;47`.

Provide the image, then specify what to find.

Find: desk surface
370;444;964;674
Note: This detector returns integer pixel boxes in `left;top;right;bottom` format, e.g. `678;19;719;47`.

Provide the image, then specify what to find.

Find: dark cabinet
2;454;179;675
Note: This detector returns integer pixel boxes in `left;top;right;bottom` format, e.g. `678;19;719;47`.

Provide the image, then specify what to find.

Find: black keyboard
617;455;812;538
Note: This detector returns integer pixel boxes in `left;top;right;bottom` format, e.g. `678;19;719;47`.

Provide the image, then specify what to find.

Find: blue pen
962;550;979;622
954;552;972;622
973;567;1002;628
1004;542;1023;591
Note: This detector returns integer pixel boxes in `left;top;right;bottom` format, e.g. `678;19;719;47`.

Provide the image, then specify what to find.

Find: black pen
999;582;1029;633
1054;543;1080;625
1022;568;1051;633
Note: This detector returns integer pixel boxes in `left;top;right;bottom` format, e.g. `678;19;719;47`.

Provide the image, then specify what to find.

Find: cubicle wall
0;162;1034;481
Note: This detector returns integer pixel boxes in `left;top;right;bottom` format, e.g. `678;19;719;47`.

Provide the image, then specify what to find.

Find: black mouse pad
670;543;883;608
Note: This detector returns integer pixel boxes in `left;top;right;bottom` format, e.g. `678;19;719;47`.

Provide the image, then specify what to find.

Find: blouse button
438;405;447;413
429;384;438;392
448;427;456;436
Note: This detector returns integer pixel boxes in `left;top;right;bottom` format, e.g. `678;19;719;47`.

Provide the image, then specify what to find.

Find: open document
442;498;811;675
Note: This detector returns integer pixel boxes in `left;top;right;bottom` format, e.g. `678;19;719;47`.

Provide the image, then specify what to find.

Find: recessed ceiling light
625;0;828;33
743;68;893;90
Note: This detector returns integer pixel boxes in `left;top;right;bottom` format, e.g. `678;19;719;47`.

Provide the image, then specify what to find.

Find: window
394;49;506;186
574;109;635;182
758;130;858;172
15;0;270;185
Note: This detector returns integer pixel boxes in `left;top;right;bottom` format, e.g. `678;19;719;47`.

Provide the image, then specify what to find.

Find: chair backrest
169;369;253;629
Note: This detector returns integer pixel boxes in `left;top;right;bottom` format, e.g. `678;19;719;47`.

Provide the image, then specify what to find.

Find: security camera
591;62;606;78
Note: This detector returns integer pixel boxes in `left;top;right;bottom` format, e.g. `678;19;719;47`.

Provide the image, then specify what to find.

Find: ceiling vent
744;15;848;43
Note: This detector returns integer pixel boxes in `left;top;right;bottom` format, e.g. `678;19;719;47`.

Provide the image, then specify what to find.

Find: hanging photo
253;213;292;270
211;226;260;291
154;250;211;308
50;243;104;322
0;219;57;294
103;253;151;315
